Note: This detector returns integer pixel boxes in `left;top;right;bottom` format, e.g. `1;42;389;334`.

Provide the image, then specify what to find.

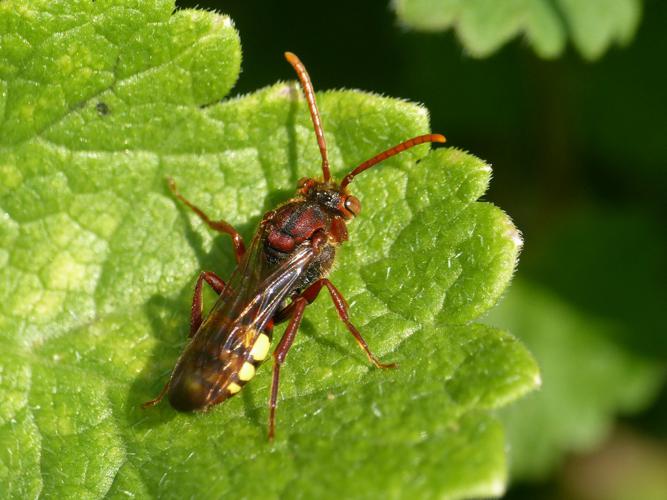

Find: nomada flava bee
143;52;445;439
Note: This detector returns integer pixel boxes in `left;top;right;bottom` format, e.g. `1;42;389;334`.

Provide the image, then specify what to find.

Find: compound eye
344;195;361;217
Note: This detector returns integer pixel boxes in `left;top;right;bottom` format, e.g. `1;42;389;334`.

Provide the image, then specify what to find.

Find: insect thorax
263;198;339;293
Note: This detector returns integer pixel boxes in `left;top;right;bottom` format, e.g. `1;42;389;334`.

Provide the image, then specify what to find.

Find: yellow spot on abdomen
227;382;241;395
238;362;256;381
249;333;271;361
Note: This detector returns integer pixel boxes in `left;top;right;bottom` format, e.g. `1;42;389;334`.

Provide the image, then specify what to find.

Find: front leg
276;279;396;369
168;178;246;263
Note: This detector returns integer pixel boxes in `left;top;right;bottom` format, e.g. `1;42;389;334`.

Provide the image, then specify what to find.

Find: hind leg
190;271;226;337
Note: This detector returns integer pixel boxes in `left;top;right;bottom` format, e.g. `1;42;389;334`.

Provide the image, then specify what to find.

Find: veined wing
167;231;317;411
194;230;316;355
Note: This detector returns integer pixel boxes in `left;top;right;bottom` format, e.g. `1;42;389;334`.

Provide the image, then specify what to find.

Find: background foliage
394;0;643;60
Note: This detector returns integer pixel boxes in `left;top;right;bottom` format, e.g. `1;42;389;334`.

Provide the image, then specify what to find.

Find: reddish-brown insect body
143;52;446;440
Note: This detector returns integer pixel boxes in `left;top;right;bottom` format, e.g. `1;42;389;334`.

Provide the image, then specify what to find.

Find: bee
143;52;445;439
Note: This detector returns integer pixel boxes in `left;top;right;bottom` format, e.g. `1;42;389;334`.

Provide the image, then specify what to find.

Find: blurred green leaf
393;0;642;60
486;280;663;480
0;1;536;498
527;207;667;358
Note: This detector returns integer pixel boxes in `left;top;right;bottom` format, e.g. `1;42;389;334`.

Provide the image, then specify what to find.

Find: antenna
284;52;331;182
340;134;446;189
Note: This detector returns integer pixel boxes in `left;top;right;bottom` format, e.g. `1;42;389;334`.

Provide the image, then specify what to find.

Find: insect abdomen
167;326;273;412
223;327;272;397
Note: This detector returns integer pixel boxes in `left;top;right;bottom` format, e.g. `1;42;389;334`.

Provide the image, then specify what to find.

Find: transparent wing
194;230;315;356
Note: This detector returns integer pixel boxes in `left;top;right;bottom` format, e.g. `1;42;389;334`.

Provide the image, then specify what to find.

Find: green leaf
485;280;663;480
393;0;643;60
0;1;536;498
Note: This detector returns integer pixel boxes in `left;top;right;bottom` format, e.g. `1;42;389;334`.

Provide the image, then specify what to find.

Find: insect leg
190;271;226;337
142;379;169;409
167;178;246;263
320;279;397;369
269;297;308;440
278;279;397;369
144;271;226;408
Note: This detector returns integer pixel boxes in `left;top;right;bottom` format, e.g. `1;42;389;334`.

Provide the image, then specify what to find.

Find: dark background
177;0;667;497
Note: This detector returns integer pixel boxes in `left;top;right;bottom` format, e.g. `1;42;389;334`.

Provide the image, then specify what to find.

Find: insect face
299;179;361;221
